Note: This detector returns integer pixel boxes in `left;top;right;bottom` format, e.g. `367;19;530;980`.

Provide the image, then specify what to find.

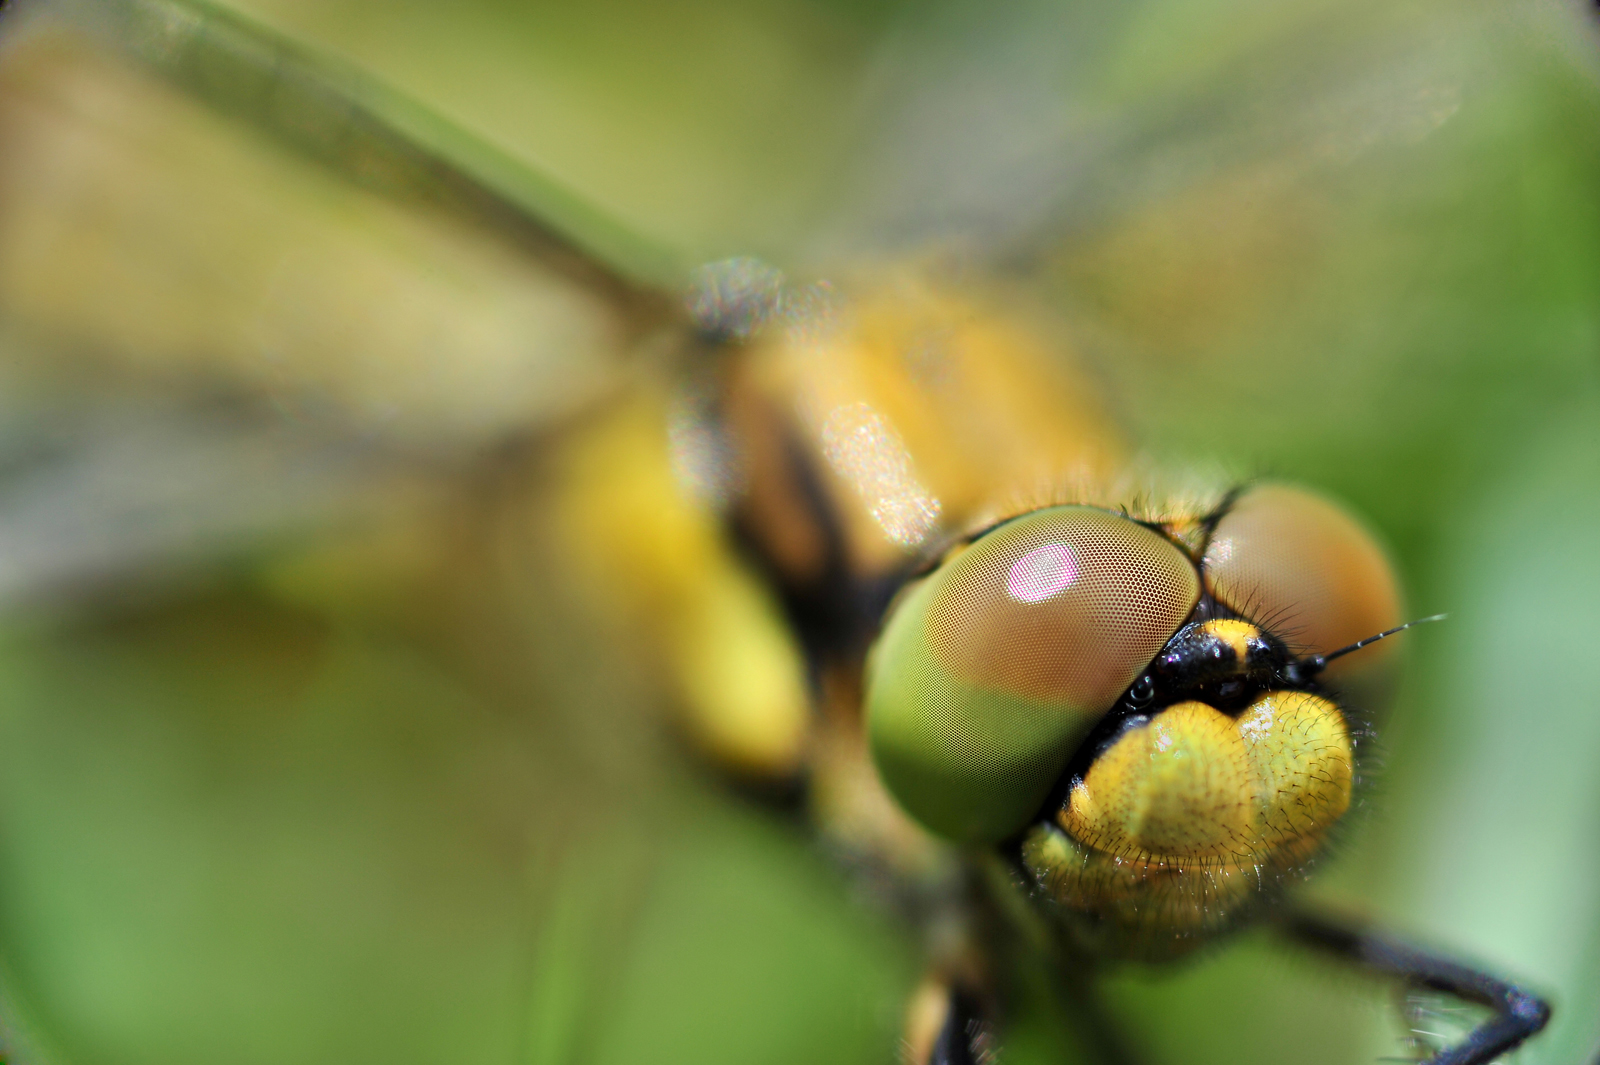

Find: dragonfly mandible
0;1;1597;1064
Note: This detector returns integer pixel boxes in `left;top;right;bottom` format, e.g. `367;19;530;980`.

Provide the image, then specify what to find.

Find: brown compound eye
866;506;1200;843
1203;484;1401;679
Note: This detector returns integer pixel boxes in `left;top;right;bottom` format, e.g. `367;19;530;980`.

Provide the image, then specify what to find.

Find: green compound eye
866;507;1200;843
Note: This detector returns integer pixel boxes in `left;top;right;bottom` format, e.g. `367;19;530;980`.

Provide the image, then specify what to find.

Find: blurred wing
806;0;1600;531
0;0;677;604
810;0;1598;267
0;8;921;1065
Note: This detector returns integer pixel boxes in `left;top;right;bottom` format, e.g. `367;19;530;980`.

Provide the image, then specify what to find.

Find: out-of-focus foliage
0;1;1596;1064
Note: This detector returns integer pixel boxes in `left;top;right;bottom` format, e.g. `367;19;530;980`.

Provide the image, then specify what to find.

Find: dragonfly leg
900;966;1144;1065
1283;908;1551;1065
902;976;992;1065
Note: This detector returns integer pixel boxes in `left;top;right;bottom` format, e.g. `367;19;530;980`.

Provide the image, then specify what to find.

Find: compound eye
1203;485;1401;679
866;506;1199;843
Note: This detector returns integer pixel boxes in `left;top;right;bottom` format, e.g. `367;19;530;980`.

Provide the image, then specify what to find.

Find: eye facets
1006;543;1079;603
1204;484;1401;672
866;506;1199;843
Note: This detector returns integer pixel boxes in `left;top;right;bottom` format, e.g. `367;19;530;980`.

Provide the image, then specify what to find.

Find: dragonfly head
865;483;1406;956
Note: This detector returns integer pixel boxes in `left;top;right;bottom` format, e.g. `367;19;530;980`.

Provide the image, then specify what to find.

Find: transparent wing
810;0;1600;473
810;0;1599;265
0;4;917;1065
0;0;688;601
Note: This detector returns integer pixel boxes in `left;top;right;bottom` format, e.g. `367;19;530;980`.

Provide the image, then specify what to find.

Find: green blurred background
0;1;1597;1064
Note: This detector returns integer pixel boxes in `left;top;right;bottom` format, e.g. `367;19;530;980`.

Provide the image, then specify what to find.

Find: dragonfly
0;1;1596;1064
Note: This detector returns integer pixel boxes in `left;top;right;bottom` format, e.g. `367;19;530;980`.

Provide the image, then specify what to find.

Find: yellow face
865;484;1401;956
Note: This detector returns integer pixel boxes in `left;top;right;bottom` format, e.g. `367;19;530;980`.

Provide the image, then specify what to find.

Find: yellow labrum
1194;618;1264;663
1023;691;1351;948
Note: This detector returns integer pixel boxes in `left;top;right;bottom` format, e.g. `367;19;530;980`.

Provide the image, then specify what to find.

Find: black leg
903;978;994;1065
928;987;990;1065
909;961;1140;1065
1284;909;1550;1065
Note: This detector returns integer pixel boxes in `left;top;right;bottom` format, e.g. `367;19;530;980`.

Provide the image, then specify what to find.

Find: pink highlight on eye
1007;543;1078;603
